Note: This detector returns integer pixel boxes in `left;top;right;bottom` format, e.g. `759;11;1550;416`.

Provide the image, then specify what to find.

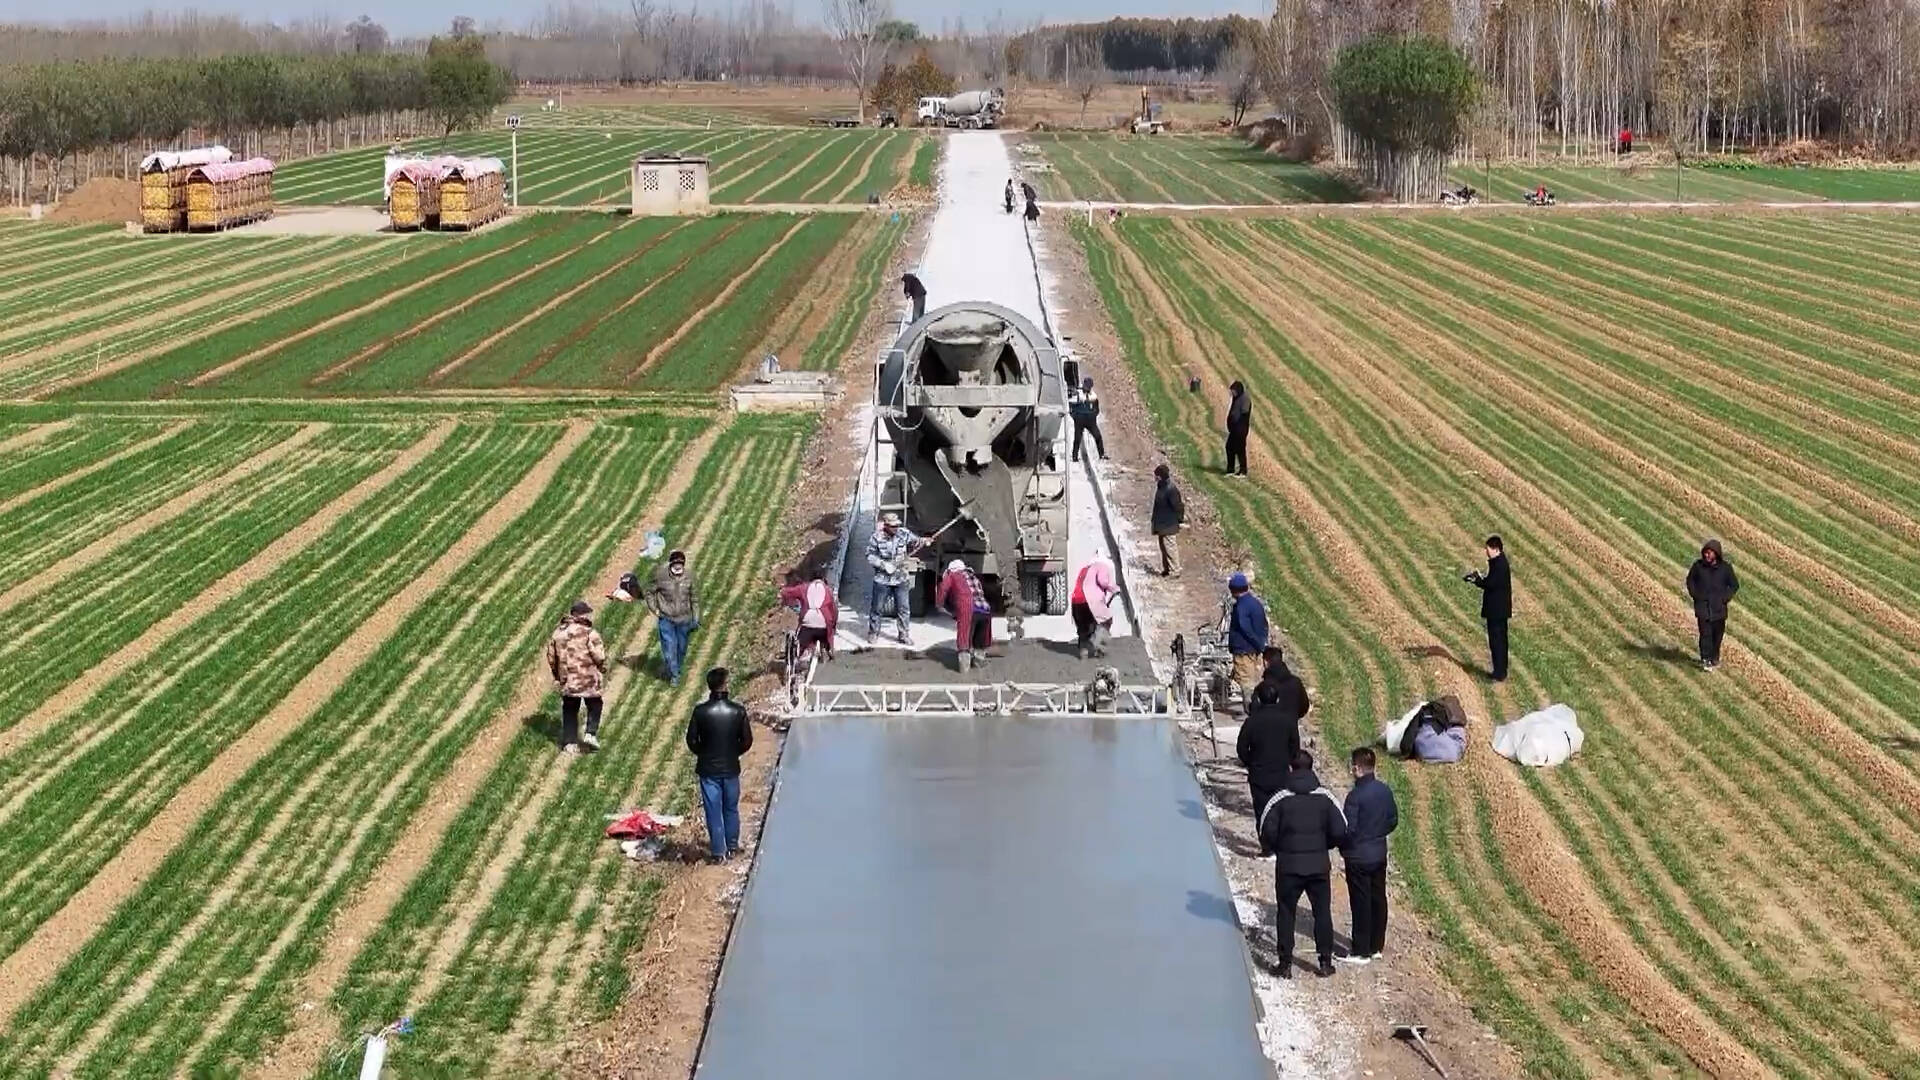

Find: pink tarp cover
140;146;232;173
191;158;275;183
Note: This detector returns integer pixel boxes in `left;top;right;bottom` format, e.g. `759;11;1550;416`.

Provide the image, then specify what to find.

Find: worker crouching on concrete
934;559;993;671
1071;554;1118;660
545;600;607;755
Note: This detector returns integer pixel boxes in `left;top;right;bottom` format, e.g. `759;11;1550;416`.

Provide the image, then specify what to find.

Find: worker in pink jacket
779;577;837;662
1072;555;1119;660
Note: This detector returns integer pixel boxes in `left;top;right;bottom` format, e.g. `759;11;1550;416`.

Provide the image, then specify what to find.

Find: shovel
1392;1024;1449;1079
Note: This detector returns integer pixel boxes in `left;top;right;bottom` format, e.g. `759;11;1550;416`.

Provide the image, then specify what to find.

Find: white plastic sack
1492;703;1584;767
1381;703;1422;754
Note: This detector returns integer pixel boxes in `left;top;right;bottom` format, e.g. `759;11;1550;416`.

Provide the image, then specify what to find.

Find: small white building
631;154;710;216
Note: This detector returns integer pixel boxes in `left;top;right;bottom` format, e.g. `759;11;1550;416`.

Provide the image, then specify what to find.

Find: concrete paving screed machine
877;302;1073;626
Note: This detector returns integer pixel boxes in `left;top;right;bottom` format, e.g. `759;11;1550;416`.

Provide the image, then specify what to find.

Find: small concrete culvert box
632;153;710;216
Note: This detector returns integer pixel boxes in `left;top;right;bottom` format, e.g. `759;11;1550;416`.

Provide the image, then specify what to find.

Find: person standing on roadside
1339;747;1398;965
1226;572;1269;696
1463;535;1511;682
545;600;607;755
686;667;752;863
1257;750;1349;979
1068;377;1106;462
645;549;699;686
1687;538;1740;671
1224;381;1251;476
902;272;927;321
1237;654;1308;845
1150;464;1186;577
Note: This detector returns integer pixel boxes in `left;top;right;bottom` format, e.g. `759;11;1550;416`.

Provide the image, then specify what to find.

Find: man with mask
645;549;699;686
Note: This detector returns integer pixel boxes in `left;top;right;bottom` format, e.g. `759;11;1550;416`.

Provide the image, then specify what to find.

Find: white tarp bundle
1382;703;1422;752
140;145;233;173
1492;703;1584;767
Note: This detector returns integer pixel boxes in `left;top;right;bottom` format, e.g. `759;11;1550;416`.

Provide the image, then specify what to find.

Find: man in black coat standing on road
1464;534;1512;681
1686;538;1740;671
687;667;753;863
1224;381;1251;476
1257;750;1349;978
1150;464;1185;576
1339;747;1398;965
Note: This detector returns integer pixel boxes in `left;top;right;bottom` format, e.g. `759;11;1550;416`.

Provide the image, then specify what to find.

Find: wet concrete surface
811;634;1160;686
696;713;1274;1080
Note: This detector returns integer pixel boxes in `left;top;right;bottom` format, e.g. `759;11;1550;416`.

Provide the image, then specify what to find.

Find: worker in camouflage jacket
545;600;608;755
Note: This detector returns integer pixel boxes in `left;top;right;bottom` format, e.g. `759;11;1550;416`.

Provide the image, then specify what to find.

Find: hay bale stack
387;165;442;231
439;157;506;230
139;146;233;233
185;158;275;231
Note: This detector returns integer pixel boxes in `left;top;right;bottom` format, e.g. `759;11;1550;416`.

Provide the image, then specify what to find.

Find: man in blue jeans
644;549;699;685
865;512;922;643
686;667;752;863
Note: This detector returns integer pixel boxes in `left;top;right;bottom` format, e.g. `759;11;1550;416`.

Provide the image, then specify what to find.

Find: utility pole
508;114;521;208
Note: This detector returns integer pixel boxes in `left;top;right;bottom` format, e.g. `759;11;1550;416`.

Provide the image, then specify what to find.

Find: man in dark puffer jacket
1257;750;1349;978
686;667;752;863
1237;650;1311;845
1686;538;1740;671
1339;747;1399;965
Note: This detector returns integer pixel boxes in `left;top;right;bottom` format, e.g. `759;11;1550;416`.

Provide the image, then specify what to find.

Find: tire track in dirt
741;133;850;203
1171;224;1771;1077
428;220;696;384
623;217;811;385
0;422;589;1029
1107;229;1623;1076
312;220;635;385
0;422;452;763
0;424;327;615
0;421;192;519
255;419;728;1080
510;218;749;385
183;226;554;389
19;245;413;399
0;419;76;455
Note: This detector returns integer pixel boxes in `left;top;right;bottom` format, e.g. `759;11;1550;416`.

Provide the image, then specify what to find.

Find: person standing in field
1339;747;1398;965
1070;554;1119;660
902;272;927;322
1226;572;1269;696
1463;535;1511;682
933;558;994;671
866;512;921;643
1257;750;1349;978
686;667;752;863
545;600;607;755
1151;464;1186;576
1068;377;1105;462
1687;538;1740;671
645;549;699;687
1224;381;1251;476
1237;654;1309;846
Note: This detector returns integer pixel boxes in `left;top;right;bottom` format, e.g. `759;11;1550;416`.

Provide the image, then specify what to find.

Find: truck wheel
1018;572;1045;615
911;569;933;618
1044;571;1070;616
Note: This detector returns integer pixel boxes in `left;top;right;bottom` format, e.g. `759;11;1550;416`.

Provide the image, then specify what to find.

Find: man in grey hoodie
646;549;699;686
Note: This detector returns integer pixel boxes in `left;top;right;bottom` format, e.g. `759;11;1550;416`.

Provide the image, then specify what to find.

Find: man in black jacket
1464;534;1512;681
1224;381;1251;476
1686;538;1740;671
1068;376;1105;462
1150;464;1186;576
1238;648;1311;838
901;272;927;322
686;667;753;862
1339;747;1398;965
1257;751;1349;978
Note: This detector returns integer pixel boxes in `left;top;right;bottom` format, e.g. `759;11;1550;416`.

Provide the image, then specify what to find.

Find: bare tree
1218;40;1259;126
1069;37;1106;125
823;0;894;122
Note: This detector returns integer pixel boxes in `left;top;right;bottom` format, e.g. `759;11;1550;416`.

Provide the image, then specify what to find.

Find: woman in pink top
1071;556;1118;659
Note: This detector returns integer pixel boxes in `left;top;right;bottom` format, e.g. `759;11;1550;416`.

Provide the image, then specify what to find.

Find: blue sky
0;0;1266;38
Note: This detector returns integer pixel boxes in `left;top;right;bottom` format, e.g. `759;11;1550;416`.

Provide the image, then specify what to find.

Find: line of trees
0;39;510;204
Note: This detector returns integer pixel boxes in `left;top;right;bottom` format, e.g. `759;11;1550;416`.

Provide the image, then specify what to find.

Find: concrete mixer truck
875;302;1073;617
923;89;1004;129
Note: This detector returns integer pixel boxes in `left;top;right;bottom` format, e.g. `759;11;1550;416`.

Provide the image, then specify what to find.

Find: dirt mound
49;178;141;224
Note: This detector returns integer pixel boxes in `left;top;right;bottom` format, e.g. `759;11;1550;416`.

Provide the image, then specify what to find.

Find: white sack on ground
1492;703;1584;767
1381;703;1422;752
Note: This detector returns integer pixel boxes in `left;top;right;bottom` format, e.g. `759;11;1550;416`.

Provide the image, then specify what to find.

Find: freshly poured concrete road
695;715;1273;1080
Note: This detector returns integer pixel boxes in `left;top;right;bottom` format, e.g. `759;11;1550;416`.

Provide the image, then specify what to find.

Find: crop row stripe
623;217;812;385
